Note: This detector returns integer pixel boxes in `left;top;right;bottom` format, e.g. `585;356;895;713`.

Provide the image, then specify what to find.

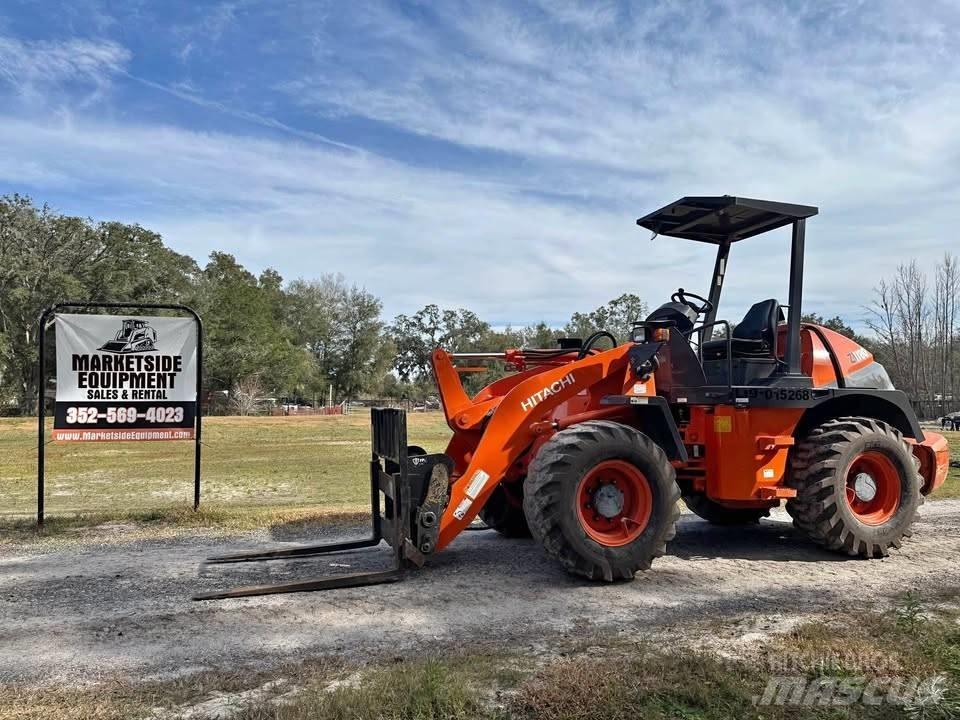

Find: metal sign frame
36;302;203;526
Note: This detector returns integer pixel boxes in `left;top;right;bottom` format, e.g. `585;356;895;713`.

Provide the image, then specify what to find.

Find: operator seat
701;299;785;385
731;299;784;356
703;299;783;360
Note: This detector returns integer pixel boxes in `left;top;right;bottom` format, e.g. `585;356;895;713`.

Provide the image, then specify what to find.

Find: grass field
934;428;960;499
1;415;957;534
0;413;452;533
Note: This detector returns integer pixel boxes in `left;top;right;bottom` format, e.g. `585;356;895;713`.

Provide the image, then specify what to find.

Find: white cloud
0;115;717;325
0;36;128;102
274;0;960;325
1;110;951;333
287;0;960;196
1;0;959;332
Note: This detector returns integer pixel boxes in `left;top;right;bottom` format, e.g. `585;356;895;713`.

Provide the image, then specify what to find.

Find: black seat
732;298;783;354
702;299;783;360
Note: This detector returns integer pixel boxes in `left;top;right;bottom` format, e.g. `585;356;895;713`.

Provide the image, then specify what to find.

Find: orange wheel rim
576;460;652;546
844;450;901;525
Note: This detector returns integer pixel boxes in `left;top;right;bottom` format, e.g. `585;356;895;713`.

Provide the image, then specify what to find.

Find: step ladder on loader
193;408;451;600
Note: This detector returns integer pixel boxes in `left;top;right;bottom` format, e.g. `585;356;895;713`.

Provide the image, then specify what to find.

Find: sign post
37;303;203;526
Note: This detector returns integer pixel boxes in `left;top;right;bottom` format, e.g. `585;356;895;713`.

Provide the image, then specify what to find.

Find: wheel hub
852;472;878;502
844;450;902;526
576;459;653;547
592;484;625;518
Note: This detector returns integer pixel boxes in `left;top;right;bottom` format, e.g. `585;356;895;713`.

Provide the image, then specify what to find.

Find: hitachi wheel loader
196;196;950;600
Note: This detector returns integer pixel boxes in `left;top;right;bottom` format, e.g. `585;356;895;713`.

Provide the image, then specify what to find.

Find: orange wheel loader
196;196;950;600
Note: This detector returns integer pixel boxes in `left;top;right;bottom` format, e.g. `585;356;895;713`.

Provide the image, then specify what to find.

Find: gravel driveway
2;501;959;687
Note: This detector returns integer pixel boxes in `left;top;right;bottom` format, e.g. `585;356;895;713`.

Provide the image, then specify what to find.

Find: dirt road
3;501;959;687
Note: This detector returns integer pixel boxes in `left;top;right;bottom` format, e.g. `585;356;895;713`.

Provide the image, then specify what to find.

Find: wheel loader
196;196;950;600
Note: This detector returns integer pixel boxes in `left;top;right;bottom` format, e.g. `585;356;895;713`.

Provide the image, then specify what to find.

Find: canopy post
783;219;806;376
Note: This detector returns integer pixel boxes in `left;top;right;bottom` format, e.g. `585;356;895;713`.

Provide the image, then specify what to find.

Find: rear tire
787;417;922;557
682;493;769;525
479;482;531;538
523;421;680;581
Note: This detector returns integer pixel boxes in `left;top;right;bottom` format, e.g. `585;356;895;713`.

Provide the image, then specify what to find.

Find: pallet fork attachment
193;409;439;601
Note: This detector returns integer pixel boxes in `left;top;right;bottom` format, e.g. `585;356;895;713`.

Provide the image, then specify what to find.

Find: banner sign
53;314;198;441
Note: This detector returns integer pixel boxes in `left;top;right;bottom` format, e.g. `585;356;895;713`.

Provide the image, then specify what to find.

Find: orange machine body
432;323;949;548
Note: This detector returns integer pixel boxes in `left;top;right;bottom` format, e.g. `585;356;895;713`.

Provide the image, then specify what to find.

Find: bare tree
867;255;960;416
230;374;270;416
893;261;930;397
934;254;960;408
866;278;904;387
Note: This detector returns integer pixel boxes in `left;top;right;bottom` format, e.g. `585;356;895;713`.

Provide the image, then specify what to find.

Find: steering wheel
671;288;714;316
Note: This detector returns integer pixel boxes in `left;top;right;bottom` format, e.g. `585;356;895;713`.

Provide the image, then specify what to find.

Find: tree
230;374;270;416
196;253;308;397
390;304;494;382
800;313;856;338
934;254;959;407
286;275;393;400
864;255;960;415
0;195;198;412
564;293;647;344
328;283;393;399
520;321;562;349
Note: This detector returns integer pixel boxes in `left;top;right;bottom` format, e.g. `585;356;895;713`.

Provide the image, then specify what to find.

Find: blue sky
1;1;958;329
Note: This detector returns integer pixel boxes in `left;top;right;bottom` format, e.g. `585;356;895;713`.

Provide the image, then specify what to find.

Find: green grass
0;413;451;521
236;660;484;720
937;430;960;499
1;417;956;538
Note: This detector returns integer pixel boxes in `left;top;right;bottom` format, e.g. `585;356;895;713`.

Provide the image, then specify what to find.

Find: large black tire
479;481;531;538
523;420;680;581
787;417;922;557
682;493;770;525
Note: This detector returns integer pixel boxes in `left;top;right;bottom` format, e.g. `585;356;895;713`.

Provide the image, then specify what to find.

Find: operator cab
637;196;819;388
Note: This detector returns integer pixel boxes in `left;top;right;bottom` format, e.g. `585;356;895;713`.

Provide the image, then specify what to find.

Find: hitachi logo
521;373;575;412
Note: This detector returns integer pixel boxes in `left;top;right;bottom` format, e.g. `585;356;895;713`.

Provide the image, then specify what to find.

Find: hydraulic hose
577;331;618;360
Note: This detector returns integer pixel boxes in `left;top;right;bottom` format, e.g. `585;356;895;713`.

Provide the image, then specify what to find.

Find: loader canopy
636;196;818;244
636;195;819;379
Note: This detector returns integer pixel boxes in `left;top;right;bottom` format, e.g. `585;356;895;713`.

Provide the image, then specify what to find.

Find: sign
53;313;198;441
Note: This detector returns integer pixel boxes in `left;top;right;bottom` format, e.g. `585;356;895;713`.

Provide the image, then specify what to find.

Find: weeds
896;591;929;632
6;597;960;720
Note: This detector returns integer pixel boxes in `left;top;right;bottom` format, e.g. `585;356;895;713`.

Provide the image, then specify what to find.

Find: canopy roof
636;196;819;244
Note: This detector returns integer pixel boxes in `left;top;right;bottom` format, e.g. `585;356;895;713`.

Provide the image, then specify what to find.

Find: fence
912;401;960;421
270;401;347;417
348;398;440;412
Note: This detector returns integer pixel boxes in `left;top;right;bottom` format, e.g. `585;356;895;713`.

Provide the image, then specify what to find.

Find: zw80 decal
742;388;815;403
847;348;870;364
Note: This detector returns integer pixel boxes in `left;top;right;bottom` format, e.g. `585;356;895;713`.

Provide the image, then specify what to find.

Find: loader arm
435;344;634;550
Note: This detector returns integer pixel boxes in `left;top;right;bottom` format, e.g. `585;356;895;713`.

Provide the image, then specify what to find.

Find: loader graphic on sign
99;319;158;354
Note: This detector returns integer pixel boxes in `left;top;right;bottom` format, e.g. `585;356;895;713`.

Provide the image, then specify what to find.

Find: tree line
1;196;957;415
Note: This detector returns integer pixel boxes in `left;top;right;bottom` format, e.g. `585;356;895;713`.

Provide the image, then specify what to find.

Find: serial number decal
744;388;814;402
64;406;186;424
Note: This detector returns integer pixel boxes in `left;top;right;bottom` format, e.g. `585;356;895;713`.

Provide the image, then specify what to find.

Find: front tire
523;421;680;581
479;481;531;538
787;417;922;557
